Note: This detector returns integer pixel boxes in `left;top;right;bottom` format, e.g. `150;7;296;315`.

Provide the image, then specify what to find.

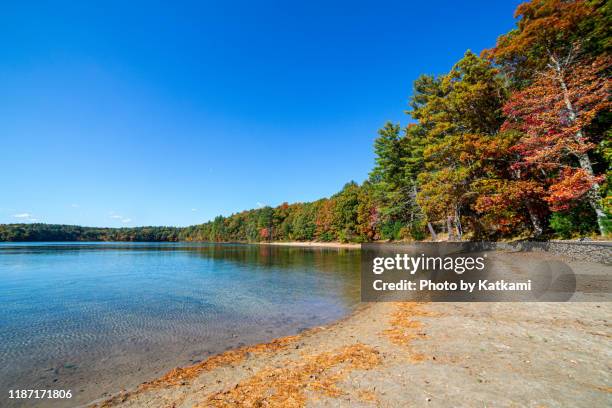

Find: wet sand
91;252;611;408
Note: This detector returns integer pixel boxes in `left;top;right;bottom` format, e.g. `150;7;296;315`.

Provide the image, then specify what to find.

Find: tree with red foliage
502;53;610;233
487;0;611;235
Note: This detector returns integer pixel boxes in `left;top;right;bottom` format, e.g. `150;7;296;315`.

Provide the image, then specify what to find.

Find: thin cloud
109;213;132;224
13;213;39;222
191;208;198;212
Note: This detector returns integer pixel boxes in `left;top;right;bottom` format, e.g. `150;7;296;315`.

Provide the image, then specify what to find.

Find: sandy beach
90;251;611;408
259;242;362;249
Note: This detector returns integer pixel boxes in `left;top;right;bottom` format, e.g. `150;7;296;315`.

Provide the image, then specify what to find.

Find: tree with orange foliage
483;0;609;86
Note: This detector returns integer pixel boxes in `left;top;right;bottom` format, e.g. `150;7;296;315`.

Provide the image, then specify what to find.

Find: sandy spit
258;241;361;249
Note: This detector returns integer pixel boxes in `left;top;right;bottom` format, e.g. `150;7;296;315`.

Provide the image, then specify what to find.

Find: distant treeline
0;224;181;242
2;1;610;243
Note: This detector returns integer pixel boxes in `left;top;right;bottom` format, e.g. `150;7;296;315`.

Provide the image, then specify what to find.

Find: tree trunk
454;209;463;240
525;199;544;237
427;222;437;241
552;56;608;235
447;216;455;241
575;150;608;235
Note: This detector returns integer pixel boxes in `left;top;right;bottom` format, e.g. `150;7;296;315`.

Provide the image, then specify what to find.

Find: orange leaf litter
198;343;381;408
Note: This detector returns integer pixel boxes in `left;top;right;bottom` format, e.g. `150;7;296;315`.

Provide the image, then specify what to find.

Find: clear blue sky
0;0;521;227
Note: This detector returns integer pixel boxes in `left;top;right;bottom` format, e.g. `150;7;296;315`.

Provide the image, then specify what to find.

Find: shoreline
257;241;361;249
91;250;611;407
90;302;380;408
88;302;373;408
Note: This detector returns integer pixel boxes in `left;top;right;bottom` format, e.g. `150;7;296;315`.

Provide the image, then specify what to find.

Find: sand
259;242;361;249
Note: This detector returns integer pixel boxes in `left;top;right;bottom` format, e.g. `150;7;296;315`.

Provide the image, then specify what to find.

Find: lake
0;242;361;407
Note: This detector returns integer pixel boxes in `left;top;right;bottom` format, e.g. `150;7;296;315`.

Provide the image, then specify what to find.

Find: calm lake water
0;242;361;407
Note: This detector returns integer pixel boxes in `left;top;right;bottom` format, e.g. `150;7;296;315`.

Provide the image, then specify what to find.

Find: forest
0;224;181;242
1;0;610;243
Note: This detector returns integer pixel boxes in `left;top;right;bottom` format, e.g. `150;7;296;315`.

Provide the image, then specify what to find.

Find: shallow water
0;242;361;407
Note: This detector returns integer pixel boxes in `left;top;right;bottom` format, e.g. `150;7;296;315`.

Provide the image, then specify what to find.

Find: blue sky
0;0;522;227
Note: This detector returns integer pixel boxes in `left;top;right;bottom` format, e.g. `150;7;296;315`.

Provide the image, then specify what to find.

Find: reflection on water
0;242;361;407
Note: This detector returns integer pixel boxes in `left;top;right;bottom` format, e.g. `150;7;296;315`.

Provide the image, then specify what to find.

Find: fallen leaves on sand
382;302;434;361
93;390;130;408
140;335;301;390
199;343;381;407
357;389;378;403
93;334;303;407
